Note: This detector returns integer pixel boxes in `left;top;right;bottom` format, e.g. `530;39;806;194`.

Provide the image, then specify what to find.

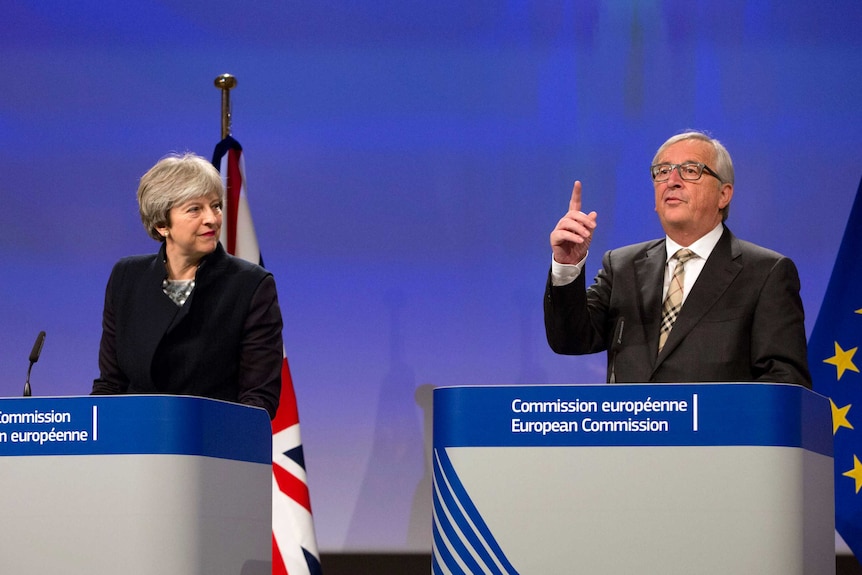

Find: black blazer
544;227;811;387
92;243;283;418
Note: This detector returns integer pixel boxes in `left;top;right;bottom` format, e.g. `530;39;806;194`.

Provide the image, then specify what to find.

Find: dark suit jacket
92;243;283;418
544;227;811;387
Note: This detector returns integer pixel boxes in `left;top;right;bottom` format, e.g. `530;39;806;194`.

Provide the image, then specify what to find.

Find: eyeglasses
650;162;722;183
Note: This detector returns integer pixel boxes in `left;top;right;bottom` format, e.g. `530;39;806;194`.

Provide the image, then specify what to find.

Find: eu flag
809;176;862;558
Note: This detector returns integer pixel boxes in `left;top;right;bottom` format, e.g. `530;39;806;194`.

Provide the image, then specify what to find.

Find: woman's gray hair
652;130;734;221
137;153;225;241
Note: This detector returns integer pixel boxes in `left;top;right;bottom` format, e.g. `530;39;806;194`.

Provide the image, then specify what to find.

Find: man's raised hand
550;180;597;265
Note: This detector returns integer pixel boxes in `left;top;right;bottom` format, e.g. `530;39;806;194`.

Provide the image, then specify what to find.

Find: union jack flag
213;136;322;575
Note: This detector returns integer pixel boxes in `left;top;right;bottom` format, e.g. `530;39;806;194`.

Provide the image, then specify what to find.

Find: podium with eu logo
432;383;834;575
0;395;272;575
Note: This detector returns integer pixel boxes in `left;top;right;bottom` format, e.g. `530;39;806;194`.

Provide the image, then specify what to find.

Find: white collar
665;223;724;263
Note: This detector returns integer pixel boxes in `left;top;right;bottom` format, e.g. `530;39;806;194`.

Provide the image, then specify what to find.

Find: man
544;131;811;388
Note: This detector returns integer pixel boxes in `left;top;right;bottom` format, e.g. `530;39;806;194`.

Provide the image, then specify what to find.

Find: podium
0;395;272;575
432;383;834;575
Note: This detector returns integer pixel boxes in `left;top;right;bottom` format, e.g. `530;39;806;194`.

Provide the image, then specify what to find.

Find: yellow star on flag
831;399;854;434
844;455;862;494
824;342;860;380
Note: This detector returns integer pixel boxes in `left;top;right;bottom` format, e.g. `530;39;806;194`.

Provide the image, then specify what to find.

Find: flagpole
209;78;323;573
214;73;237;139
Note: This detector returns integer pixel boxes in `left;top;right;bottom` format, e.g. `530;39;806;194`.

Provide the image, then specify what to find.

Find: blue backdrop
2;0;861;553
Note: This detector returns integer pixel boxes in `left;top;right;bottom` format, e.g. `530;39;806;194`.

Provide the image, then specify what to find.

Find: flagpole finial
214;74;237;140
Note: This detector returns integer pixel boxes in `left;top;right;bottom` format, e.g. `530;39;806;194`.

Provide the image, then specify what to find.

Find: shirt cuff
551;253;587;286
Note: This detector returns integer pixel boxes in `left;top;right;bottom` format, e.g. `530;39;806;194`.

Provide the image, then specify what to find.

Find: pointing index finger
569;180;582;213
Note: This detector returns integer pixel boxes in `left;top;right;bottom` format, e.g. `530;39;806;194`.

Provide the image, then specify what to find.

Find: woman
92;152;282;419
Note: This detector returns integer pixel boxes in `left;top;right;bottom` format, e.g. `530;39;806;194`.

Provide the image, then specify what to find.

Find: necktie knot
672;248;696;265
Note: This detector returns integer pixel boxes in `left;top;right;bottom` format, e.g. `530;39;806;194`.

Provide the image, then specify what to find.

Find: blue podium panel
0;395;272;575
432;383;834;575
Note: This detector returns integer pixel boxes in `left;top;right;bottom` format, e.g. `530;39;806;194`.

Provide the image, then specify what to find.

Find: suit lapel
634;241;667;363
653;228;742;367
130;251;183;379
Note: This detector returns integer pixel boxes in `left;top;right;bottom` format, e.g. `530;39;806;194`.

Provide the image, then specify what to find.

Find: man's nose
665;166;684;186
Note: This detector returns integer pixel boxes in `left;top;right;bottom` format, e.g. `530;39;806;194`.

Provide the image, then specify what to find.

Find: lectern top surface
0;394;271;463
433;383;831;456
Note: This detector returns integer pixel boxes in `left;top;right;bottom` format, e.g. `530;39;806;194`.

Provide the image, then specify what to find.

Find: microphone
24;331;46;397
609;318;625;384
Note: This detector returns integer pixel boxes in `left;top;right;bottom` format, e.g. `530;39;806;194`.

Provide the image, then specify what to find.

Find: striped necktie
658;249;697;352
